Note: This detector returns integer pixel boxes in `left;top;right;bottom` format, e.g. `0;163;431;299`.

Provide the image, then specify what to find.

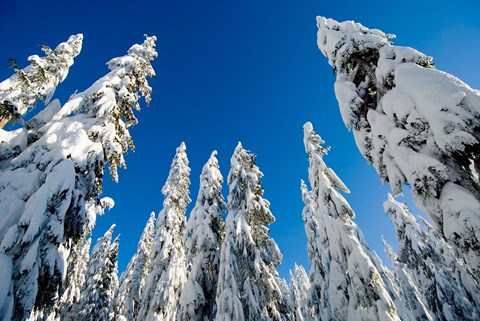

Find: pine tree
289;264;310;321
300;179;326;321
317;16;480;276
215;143;288;321
138;142;191;321
383;239;432;321
384;195;480;320
0;34;83;127
69;225;119;321
178;151;227;321
0;35;157;321
302;121;400;321
114;212;155;321
57;237;92;320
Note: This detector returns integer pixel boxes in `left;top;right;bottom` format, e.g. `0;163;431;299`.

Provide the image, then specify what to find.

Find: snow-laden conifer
215;143;288;321
138;142;191;321
289;264;310;321
0;34;82;127
384;195;480;320
299;179;325;321
0;35;157;320
69;225;119;321
114;212;155;321
178;151;226;321
317;16;480;276
383;239;432;321
302;122;400;321
55;237;91;320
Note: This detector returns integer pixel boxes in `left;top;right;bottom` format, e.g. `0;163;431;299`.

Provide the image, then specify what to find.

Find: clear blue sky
1;0;479;279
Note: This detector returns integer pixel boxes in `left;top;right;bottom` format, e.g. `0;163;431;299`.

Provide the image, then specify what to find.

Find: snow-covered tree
302;121;400;321
138;142;191;321
383;239;432;321
178;150;226;321
0;35;157;321
114;212;155;321
289;264;310;321
317;16;480;276
56;237;92;320
299;179;326;321
215;142;288;321
69;225;119;321
0;34;83;127
384;194;480;320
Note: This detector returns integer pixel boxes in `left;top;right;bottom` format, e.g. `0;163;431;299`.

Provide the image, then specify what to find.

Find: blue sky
1;0;479;278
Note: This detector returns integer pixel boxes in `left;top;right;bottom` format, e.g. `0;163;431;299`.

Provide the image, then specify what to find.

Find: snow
179;280;203;306
0;34;157;321
302;121;401;321
384;194;480;320
138;143;190;321
216;142;288;321
0;254;12;313
317;15;480;277
0;34;82;122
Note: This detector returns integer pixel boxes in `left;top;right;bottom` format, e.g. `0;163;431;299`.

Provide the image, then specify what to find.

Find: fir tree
178;151;227;321
384;195;480;321
289;264;310;321
114;212;155;321
138;142;191;321
382;239;432;321
0;34;82;127
0;35;157;320
317;16;480;276
300;180;326;321
57;237;92;320
70;225;119;321
215;143;288;321
302;122;400;321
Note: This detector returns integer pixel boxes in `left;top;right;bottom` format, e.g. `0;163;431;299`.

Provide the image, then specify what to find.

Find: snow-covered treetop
316;17;434;131
0;34;83;124
161;142;191;210
316;17;393;73
185;149;226;254
192;150;225;207
92;224;116;254
106;34;157;111
136;212;156;257
228;142;278;250
303;122;353;218
50;34;157;183
383;194;426;255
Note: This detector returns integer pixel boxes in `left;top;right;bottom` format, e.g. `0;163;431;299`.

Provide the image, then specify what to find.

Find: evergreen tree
0;35;157;320
57;237;92;320
70;225;119;321
138;142;191;321
383;239;432;321
215;143;288;321
302;122;400;321
114;212;155;321
384;195;480;320
317;16;480;276
289;264;310;321
0;34;83;127
300;180;326;321
178;151;227;321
